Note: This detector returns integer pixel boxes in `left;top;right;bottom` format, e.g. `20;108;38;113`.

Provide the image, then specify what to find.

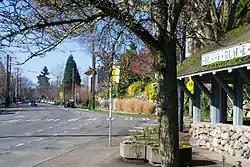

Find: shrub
114;98;154;114
127;81;142;97
144;83;157;100
55;101;63;106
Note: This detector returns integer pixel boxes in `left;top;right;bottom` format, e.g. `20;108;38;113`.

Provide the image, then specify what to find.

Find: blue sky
8;39;92;84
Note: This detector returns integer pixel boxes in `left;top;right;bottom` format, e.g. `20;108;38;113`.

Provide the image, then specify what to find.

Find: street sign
112;66;120;83
186;79;194;94
59;92;64;98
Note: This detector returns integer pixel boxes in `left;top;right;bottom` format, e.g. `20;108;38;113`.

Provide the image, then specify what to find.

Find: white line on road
71;127;80;130
68;118;79;122
88;117;93;121
125;118;129;120
56;124;61;127
46;119;54;121
130;117;133;120
146;118;150;121
92;117;97;121
111;117;115;121
25;132;32;135
2;119;20;123
16;116;25;118
54;119;60;122
16;143;25;147
48;127;53;129
35;138;43;142
142;118;146;120
37;129;44;132
63;131;68;133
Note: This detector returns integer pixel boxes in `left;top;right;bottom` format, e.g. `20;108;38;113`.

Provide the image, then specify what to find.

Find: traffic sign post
59;92;64;99
109;65;120;147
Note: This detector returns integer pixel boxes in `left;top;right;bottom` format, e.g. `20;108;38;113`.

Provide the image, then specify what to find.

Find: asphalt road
0;104;156;167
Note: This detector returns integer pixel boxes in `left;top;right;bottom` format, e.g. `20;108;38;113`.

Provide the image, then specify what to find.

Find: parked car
64;101;75;108
29;100;38;107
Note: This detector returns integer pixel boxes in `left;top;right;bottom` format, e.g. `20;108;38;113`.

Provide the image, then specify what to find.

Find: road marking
63;131;68;133
25;132;31;135
130;117;133;120
2;119;20;123
16;143;25;147
71;127;80;130
46;119;54;121
92;117;97;121
35;138;43;142
125;117;128;120
56;124;61;127
106;118;109;121
54;119;60;122
142;118;146;120
68;118;79;122
16;116;25;118
48;127;53;129
146;118;150;121
37;129;44;132
88;117;93;121
111;117;115;121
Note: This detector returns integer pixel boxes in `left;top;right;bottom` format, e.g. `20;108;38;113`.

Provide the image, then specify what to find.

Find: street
0;104;155;167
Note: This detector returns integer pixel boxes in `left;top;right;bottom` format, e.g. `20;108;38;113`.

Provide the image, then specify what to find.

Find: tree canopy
63;55;81;91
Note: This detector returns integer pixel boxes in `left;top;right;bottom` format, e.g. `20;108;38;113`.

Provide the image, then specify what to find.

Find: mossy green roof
177;24;250;77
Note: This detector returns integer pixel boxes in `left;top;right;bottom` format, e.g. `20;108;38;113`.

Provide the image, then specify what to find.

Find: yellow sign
112;66;120;83
186;79;194;94
59;92;64;98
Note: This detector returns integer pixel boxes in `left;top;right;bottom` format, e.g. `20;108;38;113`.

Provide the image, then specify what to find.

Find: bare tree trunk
158;38;179;167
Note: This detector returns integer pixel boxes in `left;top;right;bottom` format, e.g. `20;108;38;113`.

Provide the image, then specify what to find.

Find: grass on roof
177;24;250;77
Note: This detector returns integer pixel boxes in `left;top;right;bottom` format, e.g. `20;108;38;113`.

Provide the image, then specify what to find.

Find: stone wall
190;122;250;159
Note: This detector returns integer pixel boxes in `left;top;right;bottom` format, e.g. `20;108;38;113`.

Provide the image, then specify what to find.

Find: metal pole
72;67;75;102
109;77;112;147
92;40;96;110
5;55;10;107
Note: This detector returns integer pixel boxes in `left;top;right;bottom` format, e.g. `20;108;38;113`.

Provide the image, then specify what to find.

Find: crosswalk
1;116;151;124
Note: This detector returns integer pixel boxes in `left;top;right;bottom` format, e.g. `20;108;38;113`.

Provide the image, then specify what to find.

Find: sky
5;39;92;85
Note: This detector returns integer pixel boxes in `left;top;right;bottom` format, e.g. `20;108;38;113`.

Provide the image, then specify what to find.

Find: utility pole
16;68;19;102
92;40;96;110
5;55;10;107
72;67;75;103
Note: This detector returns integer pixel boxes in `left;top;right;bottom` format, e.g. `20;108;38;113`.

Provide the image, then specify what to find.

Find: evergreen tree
63;55;81;91
37;66;50;88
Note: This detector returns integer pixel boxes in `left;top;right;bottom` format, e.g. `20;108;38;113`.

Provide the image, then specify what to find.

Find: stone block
221;132;230;140
239;135;249;144
146;145;161;164
120;142;146;159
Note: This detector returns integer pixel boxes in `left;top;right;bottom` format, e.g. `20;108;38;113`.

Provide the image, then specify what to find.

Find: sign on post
112;65;120;83
59;92;64;98
186;79;194;94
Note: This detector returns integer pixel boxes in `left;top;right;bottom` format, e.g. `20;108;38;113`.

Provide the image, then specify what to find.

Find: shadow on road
192;160;217;166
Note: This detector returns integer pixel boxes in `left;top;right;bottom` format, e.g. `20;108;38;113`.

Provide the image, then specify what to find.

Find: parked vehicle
29;100;38;107
64;101;75;108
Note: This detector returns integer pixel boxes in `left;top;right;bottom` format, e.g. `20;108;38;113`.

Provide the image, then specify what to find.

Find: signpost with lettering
202;42;250;66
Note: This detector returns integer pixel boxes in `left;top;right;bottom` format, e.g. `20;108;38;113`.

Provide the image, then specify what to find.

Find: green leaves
62;55;81;90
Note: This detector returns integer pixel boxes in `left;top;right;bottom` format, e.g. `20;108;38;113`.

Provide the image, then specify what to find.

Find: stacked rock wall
190;122;250;159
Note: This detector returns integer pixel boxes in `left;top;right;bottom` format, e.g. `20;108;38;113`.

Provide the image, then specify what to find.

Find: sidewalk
34;136;250;167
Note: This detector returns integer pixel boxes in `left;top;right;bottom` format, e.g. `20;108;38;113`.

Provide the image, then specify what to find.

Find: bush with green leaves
144;82;157;100
127;81;142;97
201;92;210;119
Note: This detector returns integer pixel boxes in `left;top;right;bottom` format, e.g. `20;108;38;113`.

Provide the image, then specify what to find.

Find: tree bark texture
158;37;179;167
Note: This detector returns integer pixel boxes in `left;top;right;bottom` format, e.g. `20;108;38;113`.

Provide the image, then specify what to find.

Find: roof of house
177;25;250;79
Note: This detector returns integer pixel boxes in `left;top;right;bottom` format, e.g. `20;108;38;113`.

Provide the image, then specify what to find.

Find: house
84;68;106;94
